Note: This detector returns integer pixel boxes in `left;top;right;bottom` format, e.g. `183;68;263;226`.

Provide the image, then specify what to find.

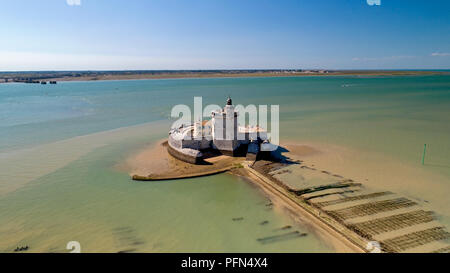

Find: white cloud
66;0;81;6
431;52;450;57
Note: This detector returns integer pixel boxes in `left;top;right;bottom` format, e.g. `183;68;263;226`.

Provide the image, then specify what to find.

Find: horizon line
1;68;450;73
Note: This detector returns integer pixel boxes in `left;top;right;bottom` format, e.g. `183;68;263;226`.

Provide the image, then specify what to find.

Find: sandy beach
121;137;450;253
234;165;367;252
122;140;357;252
282;141;450;223
118;140;245;180
121;139;364;252
265;141;450;252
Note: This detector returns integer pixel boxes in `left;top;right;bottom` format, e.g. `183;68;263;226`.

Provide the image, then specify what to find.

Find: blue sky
0;0;449;70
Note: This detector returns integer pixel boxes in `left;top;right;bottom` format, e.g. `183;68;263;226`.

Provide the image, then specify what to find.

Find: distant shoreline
1;70;449;84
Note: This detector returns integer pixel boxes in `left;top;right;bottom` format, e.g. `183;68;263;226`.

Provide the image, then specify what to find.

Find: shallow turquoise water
1;75;449;252
0;136;329;252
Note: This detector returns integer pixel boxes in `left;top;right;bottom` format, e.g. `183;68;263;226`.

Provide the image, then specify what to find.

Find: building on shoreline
168;97;270;164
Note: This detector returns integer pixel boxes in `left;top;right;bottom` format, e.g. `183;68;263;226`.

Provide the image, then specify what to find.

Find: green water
0;123;331;252
0;135;328;252
1;75;449;252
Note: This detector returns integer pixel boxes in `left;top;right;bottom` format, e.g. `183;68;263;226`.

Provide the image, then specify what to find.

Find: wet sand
121;139;366;252
232;166;366;253
260;142;450;252
121;138;449;252
118;140;244;181
282;141;450;223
